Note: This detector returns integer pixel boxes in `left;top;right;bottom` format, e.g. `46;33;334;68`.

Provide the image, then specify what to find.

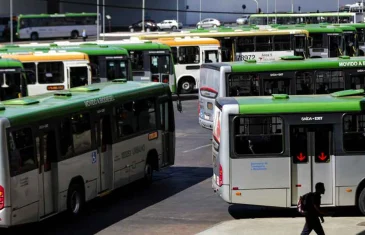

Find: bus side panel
0;118;12;227
335;154;365;206
112;133;162;188
57;150;98;212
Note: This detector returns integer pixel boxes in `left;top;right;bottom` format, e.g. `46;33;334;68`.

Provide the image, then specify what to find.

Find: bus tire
358;188;365;215
143;160;153;185
30;32;38;41
130;28;134;32
179;77;195;94
71;30;79;39
67;183;85;217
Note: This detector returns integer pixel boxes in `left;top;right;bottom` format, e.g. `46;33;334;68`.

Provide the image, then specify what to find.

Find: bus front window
204;50;219;63
227;74;259;96
329;35;342;57
150;55;171;83
263;78;291;95
344;33;357;56
0;72;23;101
294;35;306;57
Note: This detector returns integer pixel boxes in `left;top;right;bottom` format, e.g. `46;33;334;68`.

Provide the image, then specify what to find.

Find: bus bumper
212;177;231;203
199;118;213;130
0;207;12;228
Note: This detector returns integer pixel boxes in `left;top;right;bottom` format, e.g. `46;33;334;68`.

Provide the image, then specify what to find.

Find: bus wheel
67;183;84;216
143;161;153;185
30;32;38;41
180;78;195;94
358;188;365;215
71;30;79;39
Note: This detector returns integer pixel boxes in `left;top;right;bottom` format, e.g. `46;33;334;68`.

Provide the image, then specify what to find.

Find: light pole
199;0;202;22
97;0;100;40
177;0;179;23
337;0;340;23
142;0;145;32
253;0;258;13
102;0;105;40
291;0;294;13
10;0;13;44
275;0;277;23
267;0;269;22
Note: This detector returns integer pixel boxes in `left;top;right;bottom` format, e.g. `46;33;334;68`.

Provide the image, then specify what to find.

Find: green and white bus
199;56;365;129
249;12;361;26
0;44;132;83
15;13;100;40
0;80;176;227
212;89;365;215
0;58;27;100
12;41;177;94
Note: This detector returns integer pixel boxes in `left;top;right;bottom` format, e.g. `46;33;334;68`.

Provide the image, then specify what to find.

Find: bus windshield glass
0;71;26;100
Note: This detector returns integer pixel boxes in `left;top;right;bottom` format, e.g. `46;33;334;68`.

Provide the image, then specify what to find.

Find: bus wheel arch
71;30;79;39
356;179;365;215
179;76;196;94
30;32;38;41
67;176;85;217
144;149;158;185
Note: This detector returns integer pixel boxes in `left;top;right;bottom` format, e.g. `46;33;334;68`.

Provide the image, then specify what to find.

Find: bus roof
1;51;89;62
0;80;170;126
139;29;309;40
0;44;129;56
0;58;23;68
201;56;365;73
217;91;365;114
155;37;220;46
249;12;356;17
275;25;344;33
18;12;98;18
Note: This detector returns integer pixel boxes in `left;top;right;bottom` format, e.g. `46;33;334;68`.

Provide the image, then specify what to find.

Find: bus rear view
212;90;365;215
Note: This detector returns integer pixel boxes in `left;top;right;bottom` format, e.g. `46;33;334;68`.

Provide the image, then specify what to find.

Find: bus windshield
0;71;26;100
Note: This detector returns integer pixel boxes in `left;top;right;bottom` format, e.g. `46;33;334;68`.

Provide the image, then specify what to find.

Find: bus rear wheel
358;188;365;215
179;77;195;94
67;183;84;217
71;30;79;39
30;32;38;41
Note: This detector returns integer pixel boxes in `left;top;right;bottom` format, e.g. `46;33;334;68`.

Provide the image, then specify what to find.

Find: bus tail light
0;186;4;210
213;110;221;144
162;75;169;83
152;75;159;82
200;87;218;98
218;164;223;187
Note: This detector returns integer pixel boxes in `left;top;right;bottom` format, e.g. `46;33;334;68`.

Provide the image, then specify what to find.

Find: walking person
299;182;327;235
82;29;88;41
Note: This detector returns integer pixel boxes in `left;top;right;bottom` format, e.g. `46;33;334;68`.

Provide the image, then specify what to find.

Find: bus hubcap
182;82;190;91
71;191;80;214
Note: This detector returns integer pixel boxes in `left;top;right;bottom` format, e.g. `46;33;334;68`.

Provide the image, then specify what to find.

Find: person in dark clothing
301;182;326;235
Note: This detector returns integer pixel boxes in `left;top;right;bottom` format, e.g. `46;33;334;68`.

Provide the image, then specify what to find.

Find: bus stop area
198;216;365;235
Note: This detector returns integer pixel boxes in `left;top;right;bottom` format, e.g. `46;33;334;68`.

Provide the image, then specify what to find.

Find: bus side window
23;62;36;84
71;113;92;155
38;62;64;84
116;102;136;138
7;127;37;176
134;98;156;131
343;114;365;152
178;46;200;64
59;118;73;159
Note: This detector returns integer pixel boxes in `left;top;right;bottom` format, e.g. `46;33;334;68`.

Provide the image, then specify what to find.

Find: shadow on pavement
1;166;211;235
229;204;363;220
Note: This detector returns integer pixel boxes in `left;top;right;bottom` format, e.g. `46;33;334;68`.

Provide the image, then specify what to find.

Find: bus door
219;37;234;62
159;97;175;167
293;34;307;57
328;33;342;57
290;125;334;206
36;128;57;218
149;54;173;86
95;114;113;192
66;63;91;88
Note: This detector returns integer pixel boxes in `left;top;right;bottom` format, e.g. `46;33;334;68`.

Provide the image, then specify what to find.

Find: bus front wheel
358;188;365;215
30;32;38;41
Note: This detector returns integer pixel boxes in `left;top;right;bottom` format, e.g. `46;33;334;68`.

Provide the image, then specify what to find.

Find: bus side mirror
308;37;313;48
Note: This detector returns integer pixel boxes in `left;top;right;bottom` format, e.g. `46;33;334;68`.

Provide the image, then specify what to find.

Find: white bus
15;13;100;40
156;37;221;94
0;80;176;227
1;51;92;96
212;89;365;215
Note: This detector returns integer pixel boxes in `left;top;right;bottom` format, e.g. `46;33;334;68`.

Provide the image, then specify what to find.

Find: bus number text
236;54;256;61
